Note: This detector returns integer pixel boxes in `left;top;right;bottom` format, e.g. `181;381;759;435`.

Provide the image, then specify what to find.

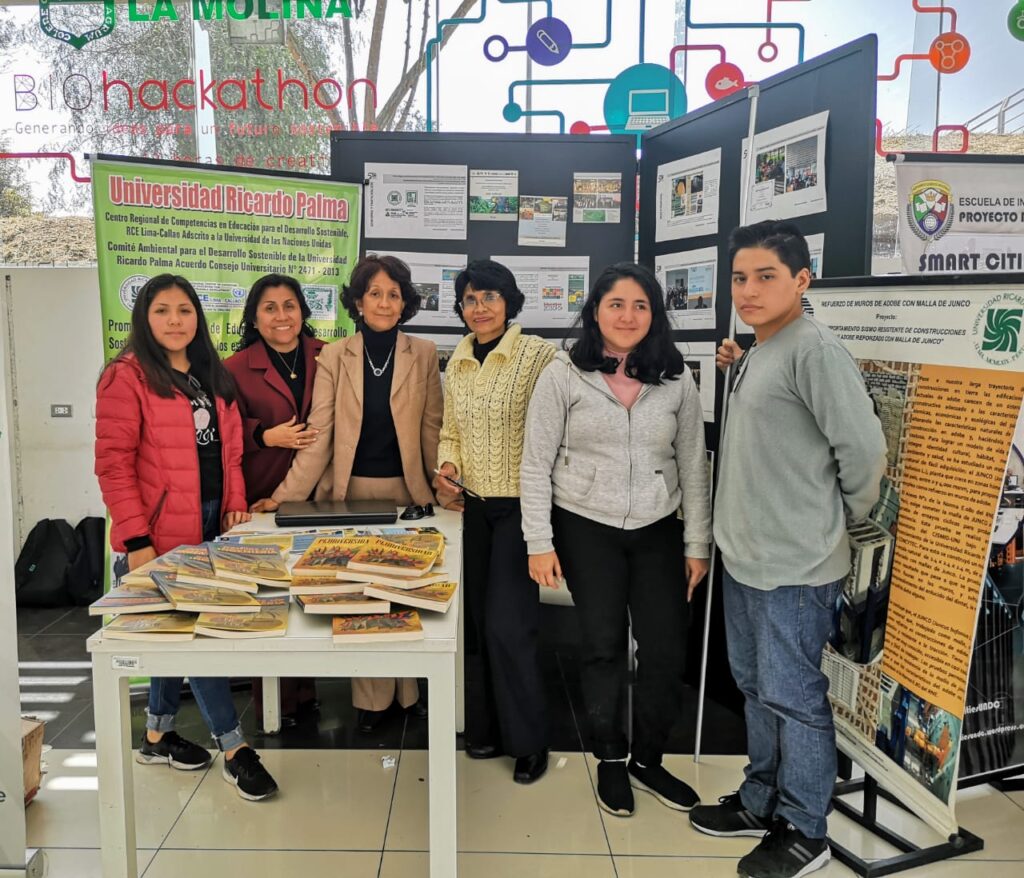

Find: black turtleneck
473;330;504;364
352;323;404;478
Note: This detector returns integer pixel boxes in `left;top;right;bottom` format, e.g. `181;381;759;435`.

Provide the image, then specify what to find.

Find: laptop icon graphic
625;88;671;130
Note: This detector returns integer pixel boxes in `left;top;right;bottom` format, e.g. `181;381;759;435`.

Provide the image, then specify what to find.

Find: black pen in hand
433;468;485;502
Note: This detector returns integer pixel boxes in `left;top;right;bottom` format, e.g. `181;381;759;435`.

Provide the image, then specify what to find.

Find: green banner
92;158;361;361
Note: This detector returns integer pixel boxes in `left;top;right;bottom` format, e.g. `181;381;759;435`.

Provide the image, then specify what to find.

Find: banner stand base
829;775;983;877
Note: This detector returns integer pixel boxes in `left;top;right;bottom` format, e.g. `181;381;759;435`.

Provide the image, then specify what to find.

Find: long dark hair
237;273;316;350
101;274;236;402
568;263;684;385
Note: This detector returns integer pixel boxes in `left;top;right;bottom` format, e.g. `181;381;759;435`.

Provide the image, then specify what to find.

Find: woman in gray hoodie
520;262;712;818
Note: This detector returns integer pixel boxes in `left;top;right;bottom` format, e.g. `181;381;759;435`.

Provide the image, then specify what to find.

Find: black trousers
553;506;689;765
462;496;548;756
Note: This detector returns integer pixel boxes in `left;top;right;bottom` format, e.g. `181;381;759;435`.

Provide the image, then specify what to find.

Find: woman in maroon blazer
225;274;325;503
225;273;324;724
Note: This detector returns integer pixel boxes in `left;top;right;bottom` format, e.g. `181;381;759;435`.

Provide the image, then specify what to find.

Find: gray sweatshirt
714;316;887;589
521;351;712;558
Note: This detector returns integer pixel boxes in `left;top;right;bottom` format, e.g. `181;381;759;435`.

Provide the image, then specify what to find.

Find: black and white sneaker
596;760;635;816
222;747;279;801
738;819;830;878
135;731;211;770
627;759;699;811
689;792;772;837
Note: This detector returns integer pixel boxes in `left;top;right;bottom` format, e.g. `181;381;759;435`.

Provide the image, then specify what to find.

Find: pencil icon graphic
536;29;559;54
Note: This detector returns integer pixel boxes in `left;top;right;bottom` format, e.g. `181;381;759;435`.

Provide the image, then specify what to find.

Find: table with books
86;509;462;878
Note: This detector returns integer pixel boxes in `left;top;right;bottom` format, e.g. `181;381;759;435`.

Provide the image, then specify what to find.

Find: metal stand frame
830;775;983;877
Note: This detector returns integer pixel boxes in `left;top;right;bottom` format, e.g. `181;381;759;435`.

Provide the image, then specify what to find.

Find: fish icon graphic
715;76;740;90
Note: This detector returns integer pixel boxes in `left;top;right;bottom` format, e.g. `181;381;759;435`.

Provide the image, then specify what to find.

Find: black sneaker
627;759;699;811
690;792;772;837
738;819;830;878
222;747;279;801
596;760;634;817
135;731;211;770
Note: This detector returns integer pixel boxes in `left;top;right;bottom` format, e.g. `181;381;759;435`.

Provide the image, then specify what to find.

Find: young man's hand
685;557;709;601
716;339;744;373
126;546;158;572
222;510;252;531
529;551;564;589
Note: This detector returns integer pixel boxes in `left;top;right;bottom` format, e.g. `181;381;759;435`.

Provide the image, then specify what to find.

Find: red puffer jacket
95;355;248;556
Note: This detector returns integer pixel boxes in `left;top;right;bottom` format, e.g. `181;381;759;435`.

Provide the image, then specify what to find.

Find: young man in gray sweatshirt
689;221;886;878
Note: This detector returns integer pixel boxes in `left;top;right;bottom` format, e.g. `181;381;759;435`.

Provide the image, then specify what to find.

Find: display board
329;131;637;342
638;34;877;441
894;153;1024;277
807;275;1024;836
92;155;363;362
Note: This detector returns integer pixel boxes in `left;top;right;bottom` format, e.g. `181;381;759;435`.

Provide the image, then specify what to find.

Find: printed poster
896;160;1024;275
742;111;829;221
573;172;622;224
364;250;467;328
492;254;589;328
518;195;568;247
655;247;718;330
656;148;721;241
92;158;362;360
469;169;519;222
365;162;468;240
674;342;716;423
810;283;1024;838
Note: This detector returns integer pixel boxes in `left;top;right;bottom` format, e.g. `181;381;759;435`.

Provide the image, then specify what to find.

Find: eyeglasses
460;291;501;311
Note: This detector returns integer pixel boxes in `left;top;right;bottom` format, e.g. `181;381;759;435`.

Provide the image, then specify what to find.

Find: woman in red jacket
95;273;279;801
225;273;324;724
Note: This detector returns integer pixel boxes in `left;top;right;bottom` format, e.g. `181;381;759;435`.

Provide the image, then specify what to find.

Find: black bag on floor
14;518;80;608
67;516;106;606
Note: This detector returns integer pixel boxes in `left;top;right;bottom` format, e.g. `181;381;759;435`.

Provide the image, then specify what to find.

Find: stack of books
290;533;457;644
95;542;293;642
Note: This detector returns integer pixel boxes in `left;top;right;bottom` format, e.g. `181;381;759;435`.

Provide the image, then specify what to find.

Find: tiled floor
23;750;1024;877
18;605;1024;876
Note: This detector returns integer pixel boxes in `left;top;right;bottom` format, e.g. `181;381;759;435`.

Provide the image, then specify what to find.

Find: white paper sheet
573;172;623;224
655;148;721;241
492;254;589;328
674;341;716;423
365;162;468;240
518;195;568;247
469;169;519;222
741;111;829;221
655;247;718;330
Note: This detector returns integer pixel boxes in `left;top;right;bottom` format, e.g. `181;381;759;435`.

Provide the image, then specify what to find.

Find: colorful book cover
103;611;196;641
296;592;390;615
345;538;437;577
120;552;178;586
290;574;365;596
331;610;424;643
292;536;375;574
334;569;451;590
207;542;291;585
195;595;290;638
362;580;456;613
151;572;261;613
89;582;174;616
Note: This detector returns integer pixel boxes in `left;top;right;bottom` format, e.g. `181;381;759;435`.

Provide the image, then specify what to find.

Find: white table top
87;508;463;656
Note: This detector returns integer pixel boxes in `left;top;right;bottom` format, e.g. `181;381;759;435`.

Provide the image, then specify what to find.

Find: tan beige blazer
271;331;443;507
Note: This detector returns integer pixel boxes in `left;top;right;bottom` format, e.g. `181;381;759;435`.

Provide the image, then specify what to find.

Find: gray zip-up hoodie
520;351;712;557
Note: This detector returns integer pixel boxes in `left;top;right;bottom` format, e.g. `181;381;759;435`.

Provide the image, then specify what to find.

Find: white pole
0;275;42;875
194;22;217;162
693;84;760;763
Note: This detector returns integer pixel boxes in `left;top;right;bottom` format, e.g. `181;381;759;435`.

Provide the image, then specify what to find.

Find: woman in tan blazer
254;254;443;731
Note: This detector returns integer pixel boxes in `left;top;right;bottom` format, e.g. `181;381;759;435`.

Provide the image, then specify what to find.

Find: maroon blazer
224;334;326;503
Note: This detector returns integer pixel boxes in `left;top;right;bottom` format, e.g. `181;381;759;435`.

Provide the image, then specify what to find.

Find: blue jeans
146;497;245;752
722;568;843;839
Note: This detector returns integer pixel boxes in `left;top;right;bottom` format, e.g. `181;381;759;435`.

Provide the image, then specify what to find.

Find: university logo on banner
39;0;116;49
907;180;954;242
973;293;1024;366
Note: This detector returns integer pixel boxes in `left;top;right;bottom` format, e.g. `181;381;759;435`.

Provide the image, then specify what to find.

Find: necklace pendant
290;372;297;379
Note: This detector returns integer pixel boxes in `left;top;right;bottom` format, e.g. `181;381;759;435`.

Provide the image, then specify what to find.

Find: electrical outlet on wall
50;404;72;418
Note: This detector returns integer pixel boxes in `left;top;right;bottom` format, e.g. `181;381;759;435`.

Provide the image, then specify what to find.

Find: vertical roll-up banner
896;160;1024;276
92;158;362;361
811;282;1024;836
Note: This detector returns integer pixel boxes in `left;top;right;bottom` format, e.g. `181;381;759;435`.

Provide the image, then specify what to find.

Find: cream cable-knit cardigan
437;324;555;498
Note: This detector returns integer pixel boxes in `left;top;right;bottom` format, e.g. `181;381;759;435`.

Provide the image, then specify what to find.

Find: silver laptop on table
274;500;398;527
